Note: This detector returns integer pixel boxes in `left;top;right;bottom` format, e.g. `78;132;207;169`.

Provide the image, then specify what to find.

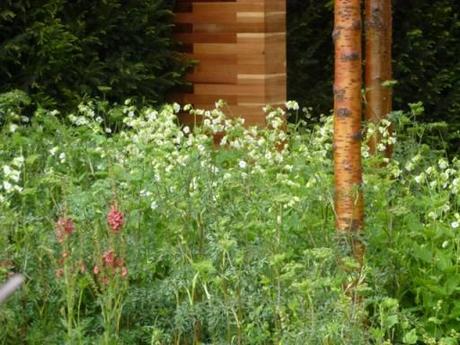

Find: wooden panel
173;0;286;127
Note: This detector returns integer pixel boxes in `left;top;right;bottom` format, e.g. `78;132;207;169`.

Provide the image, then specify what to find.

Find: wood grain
173;0;286;126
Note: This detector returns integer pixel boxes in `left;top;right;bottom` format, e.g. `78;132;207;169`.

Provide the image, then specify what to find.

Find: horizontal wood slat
173;0;286;126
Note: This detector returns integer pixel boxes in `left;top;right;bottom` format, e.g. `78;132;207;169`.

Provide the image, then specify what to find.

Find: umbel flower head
55;217;75;243
107;204;124;233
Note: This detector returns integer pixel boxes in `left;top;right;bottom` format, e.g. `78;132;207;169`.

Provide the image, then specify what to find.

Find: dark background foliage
287;0;460;148
0;0;186;110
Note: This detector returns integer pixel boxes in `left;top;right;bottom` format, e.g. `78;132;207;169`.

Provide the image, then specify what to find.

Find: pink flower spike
55;217;75;243
93;265;100;275
107;204;124;233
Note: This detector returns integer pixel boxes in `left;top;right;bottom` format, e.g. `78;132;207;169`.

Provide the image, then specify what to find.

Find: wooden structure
173;0;286;126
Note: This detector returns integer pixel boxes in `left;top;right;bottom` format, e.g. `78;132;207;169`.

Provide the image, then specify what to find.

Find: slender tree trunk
365;0;393;156
383;0;393;157
333;0;364;262
365;0;385;154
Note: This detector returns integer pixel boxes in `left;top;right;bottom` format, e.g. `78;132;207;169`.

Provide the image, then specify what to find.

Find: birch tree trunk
333;0;364;261
365;0;393;155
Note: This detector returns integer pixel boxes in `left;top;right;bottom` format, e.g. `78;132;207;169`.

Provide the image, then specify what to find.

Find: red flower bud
102;249;115;267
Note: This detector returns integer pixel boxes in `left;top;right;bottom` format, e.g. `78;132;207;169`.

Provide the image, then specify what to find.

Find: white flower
451;221;459;229
150;201;158;210
414;173;425;184
3;165;12;176
49;147;59;156
428;211;437;220
377;143;387;152
405;161;414;171
239;160;247;169
105;127;112;134
140;190;151;197
9;124;18;133
215;100;225;109
438;159;449;170
59;152;66;163
285;100;299;111
12;156;24;167
362;150;370;158
3;165;20;182
3;181;13;192
173;103;181;113
425;166;434;175
183;126;190;134
75;116;89;126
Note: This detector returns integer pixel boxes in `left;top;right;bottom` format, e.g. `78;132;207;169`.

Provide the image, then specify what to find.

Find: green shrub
0;0;187;111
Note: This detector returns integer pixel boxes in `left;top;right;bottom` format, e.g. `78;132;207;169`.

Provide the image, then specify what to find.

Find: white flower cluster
364;118;397;156
1;156;24;204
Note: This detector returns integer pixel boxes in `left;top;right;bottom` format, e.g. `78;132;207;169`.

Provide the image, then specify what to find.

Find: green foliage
0;99;459;344
0;0;187;111
363;109;460;344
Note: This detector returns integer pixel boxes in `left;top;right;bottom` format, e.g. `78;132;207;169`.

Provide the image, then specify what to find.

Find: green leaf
403;329;418;344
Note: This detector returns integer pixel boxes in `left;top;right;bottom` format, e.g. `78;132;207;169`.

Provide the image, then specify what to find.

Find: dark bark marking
341;52;360;62
337;108;352;118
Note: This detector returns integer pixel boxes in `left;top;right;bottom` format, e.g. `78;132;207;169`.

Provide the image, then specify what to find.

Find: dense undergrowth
0;100;458;344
